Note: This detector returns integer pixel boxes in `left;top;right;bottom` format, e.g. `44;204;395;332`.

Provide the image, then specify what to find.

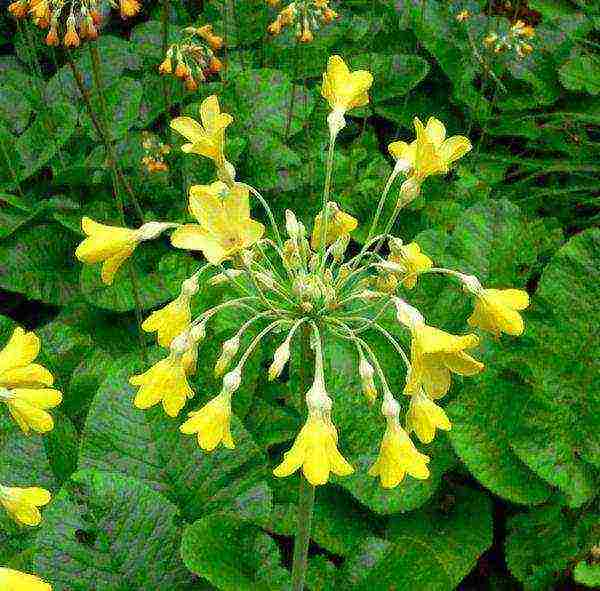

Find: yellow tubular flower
273;411;354;486
129;353;194;417
0;485;51;527
468;288;529;336
170;95;233;167
75;217;140;285
321;55;373;113
388;241;433;289
406;389;451;444
405;324;484;399
142;295;192;348
179;391;234;451
311;201;358;250
0;568;52;591
0;328;53;388
170;182;264;264
388;117;472;183
369;418;430;488
2;389;63;435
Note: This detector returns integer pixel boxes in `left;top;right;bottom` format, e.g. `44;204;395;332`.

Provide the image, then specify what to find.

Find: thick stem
290;327;316;591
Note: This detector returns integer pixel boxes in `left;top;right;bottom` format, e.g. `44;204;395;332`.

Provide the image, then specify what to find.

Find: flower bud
331;234;350;262
190;322;206;343
209;269;244;286
285;209;300;239
268;340;291;381
393;297;424;329
458;273;482;294
214;336;240;377
359;356;377;404
398;178;421;204
181;274;200;297
137;221;177;241
381;396;400;419
170;330;191;355
222;368;242;394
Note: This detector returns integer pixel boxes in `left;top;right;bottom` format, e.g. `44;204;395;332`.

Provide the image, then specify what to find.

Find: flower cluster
158;25;223;92
141;131;171;174
8;0;141;47
484;19;535;58
267;0;339;43
75;55;528;489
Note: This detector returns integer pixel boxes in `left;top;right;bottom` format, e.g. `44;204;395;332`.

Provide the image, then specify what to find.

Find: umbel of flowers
75;55;529;489
8;0;141;47
158;25;224;92
0;328;61;589
266;0;339;42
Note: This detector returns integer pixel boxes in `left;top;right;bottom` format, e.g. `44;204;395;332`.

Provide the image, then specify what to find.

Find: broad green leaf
181;512;291;591
0;222;80;305
34;469;193;590
559;55;600;95
339;486;493;590
574;561;600;588
78;356;268;522
509;228;600;507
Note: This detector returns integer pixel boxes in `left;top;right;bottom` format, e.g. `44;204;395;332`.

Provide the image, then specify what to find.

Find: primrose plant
74;55;529;590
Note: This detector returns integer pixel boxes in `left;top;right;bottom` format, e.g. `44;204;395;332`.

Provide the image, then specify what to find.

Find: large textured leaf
339;486;493;590
509;228;600;507
34;469;193;590
181;512;291;591
559;55;600;96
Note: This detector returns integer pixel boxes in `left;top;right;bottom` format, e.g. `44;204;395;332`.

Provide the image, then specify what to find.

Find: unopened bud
393;297;424;328
170;331;190;355
268;340;291;381
215;336;240;377
359;356;377;404
285;209;300;239
459;273;482;294
209;269;244;286
381;396;400;419
137;221;177;241
399;178;421;205
190;322;206;343
358;289;383;301
222;368;242;394
181;274;200;297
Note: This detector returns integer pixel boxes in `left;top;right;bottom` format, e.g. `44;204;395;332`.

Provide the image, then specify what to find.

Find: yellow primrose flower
405;324;484;399
468;288;529;337
273;410;354;486
321;55;373;114
0;484;51;527
311;201;358;250
179;391;234;451
1;388;63;435
369;418;430;488
170;95;233;167
129;352;194;417
142;296;191;348
0;328;53;389
388;117;472;183
170;181;265;264
388;241;433;289
0;568;52;591
75;217;140;285
406;389;451;444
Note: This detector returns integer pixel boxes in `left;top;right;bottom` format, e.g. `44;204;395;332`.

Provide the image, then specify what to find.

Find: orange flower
45;24;59;47
8;1;29;19
119;0;141;19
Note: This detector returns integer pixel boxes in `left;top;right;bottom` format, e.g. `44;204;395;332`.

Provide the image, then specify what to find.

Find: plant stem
318;134;337;267
290;327;316;591
161;0;171;113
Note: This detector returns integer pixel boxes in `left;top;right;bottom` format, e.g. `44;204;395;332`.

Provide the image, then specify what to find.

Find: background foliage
1;1;599;589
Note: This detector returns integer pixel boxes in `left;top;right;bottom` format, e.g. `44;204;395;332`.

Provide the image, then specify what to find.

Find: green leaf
0;222;80;305
78;356;268;522
574;561;600;588
339;486;493;590
34;469;193;590
509;228;600;507
559;55;600;95
448;372;553;505
351;53;430;103
181;512;290;591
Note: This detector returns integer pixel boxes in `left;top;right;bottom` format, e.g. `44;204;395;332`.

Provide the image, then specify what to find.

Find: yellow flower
2;388;63;435
405;324;484;399
369;419;430;488
0;568;52;591
273;411;354;486
388;117;472;183
129;353;194;417
321;55;373;113
0;485;51;526
179;391;234;451
311;201;358;250
142;296;191;348
170;181;264;264
0;328;53;389
468;288;529;336
388;241;433;289
170;95;233;167
75;217;139;285
406;389;451;444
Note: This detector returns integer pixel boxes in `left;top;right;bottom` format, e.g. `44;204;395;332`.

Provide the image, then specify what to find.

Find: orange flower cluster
158;25;223;92
267;0;339;43
8;0;141;48
141;132;171;174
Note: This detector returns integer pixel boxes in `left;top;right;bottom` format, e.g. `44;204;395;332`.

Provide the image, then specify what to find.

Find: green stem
318;134;337;267
290;326;316;591
161;0;171;113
